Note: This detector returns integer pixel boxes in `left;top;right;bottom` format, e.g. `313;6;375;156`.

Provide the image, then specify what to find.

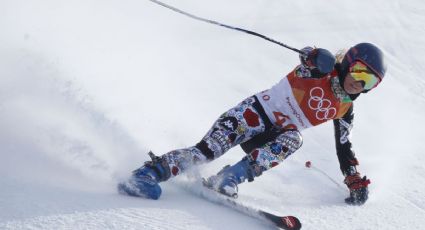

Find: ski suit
161;63;360;181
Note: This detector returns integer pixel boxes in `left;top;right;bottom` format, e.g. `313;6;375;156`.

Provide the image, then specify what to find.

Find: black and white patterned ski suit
162;96;303;179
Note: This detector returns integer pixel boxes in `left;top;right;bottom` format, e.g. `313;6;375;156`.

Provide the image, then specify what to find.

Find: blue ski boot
203;157;260;198
118;151;171;200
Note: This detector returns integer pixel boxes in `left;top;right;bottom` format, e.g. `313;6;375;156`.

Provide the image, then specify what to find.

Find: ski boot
203;157;260;198
118;151;171;200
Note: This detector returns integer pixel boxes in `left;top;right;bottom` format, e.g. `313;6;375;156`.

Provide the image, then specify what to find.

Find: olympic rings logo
308;87;336;120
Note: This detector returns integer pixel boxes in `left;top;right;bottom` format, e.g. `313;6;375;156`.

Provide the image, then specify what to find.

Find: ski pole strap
148;0;305;55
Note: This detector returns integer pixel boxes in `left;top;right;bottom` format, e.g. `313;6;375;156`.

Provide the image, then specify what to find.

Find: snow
1;0;425;229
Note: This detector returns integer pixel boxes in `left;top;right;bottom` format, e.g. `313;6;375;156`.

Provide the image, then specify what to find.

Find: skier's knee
245;129;302;176
276;129;303;157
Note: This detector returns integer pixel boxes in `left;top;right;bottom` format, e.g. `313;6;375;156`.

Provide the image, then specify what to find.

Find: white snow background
1;0;424;229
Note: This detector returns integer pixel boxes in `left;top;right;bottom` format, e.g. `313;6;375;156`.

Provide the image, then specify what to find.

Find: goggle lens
350;62;380;90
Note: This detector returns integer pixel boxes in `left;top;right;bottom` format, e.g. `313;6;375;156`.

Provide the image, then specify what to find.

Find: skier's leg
194;96;271;157
164;96;271;178
204;129;303;197
119;96;272;199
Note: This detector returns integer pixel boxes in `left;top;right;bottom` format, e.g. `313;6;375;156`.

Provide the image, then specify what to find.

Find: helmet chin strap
347;91;361;101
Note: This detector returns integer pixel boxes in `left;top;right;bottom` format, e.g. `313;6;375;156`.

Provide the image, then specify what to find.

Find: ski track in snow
1;0;425;229
0;208;211;230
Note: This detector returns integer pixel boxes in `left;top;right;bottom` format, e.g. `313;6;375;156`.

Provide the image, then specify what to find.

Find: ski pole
304;161;346;191
148;0;306;56
311;165;346;191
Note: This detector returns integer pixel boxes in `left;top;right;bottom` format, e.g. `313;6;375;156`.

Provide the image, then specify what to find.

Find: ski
176;179;302;230
259;210;302;230
219;195;302;230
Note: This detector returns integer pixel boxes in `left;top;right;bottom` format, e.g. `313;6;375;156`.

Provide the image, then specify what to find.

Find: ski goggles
349;61;381;90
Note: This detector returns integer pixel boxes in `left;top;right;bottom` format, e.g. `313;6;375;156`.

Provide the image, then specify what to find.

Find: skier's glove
344;173;371;205
299;47;336;76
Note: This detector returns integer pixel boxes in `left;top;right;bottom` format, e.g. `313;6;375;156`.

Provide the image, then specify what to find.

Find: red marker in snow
305;161;312;168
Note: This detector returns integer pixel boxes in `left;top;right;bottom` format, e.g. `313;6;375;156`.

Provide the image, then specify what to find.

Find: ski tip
281;216;302;230
260;211;302;230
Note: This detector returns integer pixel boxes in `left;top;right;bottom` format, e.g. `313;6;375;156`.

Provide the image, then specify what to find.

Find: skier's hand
299;46;315;67
299;47;335;75
344;173;371;205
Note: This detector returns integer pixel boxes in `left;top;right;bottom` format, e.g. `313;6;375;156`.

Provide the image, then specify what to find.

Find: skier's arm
333;105;358;176
333;105;370;205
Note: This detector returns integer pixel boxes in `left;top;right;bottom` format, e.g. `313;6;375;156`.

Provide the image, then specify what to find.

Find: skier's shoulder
333;101;354;121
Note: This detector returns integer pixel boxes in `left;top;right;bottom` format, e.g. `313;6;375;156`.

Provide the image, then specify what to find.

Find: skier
118;42;386;206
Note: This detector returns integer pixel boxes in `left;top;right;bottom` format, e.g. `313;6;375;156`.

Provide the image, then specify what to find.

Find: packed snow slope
1;0;425;229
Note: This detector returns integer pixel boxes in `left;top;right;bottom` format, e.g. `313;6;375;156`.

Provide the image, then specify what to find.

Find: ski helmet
339;43;387;92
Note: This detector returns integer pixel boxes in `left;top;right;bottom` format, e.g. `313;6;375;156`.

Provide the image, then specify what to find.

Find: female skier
118;42;386;206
